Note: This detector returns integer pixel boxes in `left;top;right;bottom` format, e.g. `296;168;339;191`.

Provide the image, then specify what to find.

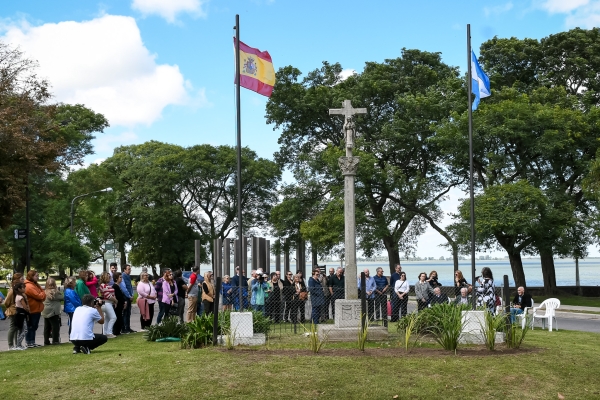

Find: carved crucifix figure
329;100;367;154
329;100;367;300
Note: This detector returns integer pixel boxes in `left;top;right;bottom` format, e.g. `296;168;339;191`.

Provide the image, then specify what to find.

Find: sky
2;0;599;259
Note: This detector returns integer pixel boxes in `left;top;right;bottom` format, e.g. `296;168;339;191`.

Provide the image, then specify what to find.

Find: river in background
89;258;600;287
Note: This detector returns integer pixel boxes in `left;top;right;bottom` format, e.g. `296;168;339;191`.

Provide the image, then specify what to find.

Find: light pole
69;187;112;275
70;187;113;234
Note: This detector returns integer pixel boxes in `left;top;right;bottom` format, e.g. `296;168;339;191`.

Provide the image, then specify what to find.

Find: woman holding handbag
290;274;307;324
162;270;178;317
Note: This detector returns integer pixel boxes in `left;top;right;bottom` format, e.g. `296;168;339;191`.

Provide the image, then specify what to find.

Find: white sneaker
16;345;27;350
106;334;117;338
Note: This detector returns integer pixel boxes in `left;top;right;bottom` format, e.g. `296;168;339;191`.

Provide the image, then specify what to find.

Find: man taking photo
70;294;107;354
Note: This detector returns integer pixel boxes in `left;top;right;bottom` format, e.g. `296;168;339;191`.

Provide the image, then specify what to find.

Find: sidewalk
0;304;144;352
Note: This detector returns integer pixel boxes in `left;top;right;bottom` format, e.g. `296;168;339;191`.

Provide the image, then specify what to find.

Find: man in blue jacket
120;264;135;334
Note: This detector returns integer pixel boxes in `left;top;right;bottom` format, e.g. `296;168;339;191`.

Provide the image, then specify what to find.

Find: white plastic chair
532;298;560;331
517;298;534;329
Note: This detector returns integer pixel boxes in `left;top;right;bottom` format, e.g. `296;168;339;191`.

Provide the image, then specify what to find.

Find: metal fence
215;282;504;337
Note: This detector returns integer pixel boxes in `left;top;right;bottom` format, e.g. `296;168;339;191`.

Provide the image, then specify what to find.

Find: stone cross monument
329;100;366;300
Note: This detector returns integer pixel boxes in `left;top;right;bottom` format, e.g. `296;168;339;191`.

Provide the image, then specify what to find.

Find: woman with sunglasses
282;271;295;322
454;270;471;297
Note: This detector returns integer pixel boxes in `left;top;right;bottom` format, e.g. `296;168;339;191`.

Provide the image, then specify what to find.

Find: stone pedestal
317;299;388;342
459;311;505;344
219;312;266;346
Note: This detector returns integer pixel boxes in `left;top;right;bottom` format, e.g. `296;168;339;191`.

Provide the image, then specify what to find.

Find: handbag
298;291;308;301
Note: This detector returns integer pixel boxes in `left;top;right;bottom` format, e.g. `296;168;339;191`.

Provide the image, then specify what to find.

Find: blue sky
2;0;598;258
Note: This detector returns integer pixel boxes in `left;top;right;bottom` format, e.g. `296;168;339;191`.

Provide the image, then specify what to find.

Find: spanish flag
234;38;275;97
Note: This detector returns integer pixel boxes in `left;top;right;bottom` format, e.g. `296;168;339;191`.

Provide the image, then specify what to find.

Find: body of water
89;258;599;287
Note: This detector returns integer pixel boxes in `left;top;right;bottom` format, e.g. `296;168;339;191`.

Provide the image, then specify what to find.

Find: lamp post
70;187;113;234
69;187;113;275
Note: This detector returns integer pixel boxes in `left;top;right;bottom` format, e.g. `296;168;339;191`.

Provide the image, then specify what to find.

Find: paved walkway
0;305;145;352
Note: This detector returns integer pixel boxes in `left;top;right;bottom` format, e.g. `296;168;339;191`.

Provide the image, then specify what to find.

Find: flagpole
467;24;476;309
235;14;244;309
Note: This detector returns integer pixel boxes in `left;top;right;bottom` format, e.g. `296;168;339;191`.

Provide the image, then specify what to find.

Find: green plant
398;312;422;352
358;313;368;351
143;316;188;342
303;322;327;353
480;310;506;351
426;303;469;351
397;307;436;335
506;314;532;349
250;310;273;336
181;314;214;349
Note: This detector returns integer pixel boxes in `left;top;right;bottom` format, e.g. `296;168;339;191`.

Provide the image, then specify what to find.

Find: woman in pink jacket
137;271;157;329
161;271;178;318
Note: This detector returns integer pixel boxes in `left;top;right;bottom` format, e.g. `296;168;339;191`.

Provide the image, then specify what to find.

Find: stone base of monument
215;311;266;346
216;333;266;346
317;299;388;342
459;310;505;344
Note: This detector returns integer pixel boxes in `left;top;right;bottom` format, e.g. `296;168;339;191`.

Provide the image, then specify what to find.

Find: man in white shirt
70;294;107;354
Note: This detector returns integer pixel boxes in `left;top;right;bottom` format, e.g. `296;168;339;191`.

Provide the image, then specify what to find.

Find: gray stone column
339;156;360;300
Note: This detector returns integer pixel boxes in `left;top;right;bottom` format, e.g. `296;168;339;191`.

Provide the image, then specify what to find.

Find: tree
266;51;464;273
0;43;106;231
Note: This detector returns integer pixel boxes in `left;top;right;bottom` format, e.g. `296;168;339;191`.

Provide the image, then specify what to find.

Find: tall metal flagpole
235;14;244;310
467;24;476;309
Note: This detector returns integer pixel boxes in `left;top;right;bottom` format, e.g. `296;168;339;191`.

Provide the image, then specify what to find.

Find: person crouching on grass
70;294;107;354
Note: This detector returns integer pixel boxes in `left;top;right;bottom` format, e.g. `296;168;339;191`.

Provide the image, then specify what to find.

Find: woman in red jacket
24;270;46;348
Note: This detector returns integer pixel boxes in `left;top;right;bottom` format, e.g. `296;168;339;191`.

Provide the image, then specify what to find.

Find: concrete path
0;304;144;352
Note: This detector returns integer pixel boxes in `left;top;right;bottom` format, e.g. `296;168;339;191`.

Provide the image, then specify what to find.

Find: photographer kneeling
70;294;107;354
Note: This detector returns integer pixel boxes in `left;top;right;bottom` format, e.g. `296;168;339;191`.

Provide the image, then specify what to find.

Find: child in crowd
13;282;30;349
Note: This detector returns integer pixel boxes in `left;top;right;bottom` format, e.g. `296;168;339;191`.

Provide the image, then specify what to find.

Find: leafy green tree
266;50;464;273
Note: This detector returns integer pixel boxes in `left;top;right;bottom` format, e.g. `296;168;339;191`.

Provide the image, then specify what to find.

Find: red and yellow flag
234;38;275;97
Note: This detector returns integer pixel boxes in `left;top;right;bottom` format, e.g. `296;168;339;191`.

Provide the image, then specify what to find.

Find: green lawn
0;329;599;399
554;293;600;308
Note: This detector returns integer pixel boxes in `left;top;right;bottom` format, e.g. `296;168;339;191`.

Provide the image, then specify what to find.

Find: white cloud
94;131;139;152
484;2;514;16
536;0;600;28
339;69;356;81
131;0;206;23
1;15;201;127
538;0;589;13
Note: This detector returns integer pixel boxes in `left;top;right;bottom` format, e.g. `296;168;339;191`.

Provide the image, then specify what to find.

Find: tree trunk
151;265;159;280
382;235;400;275
311;247;318;268
507;252;527;288
451;244;459;272
119;244;127;269
538;246;558;295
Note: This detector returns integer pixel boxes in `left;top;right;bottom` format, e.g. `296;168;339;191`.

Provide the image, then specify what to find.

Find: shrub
181;314;214;349
480;310;506;351
143;316;188;341
427;303;470;351
398;311;422;352
506;314;531;349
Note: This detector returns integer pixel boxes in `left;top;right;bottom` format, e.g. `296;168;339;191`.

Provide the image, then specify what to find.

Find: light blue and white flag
471;50;490;111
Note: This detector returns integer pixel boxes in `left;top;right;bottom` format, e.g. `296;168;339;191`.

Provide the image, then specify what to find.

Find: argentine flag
471;50;491;110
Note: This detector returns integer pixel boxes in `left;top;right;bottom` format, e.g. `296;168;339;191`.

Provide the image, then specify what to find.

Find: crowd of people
1;262;510;353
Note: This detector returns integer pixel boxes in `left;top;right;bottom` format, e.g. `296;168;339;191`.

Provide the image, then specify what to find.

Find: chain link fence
217;281;503;338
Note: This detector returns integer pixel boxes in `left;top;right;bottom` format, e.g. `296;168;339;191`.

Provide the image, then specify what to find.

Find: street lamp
70;187;113;234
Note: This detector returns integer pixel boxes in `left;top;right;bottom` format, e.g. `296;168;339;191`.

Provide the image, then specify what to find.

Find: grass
554;293;600;308
0;330;599;399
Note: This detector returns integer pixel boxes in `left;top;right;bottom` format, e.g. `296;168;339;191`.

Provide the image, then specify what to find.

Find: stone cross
329;100;367;300
329;100;367;153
